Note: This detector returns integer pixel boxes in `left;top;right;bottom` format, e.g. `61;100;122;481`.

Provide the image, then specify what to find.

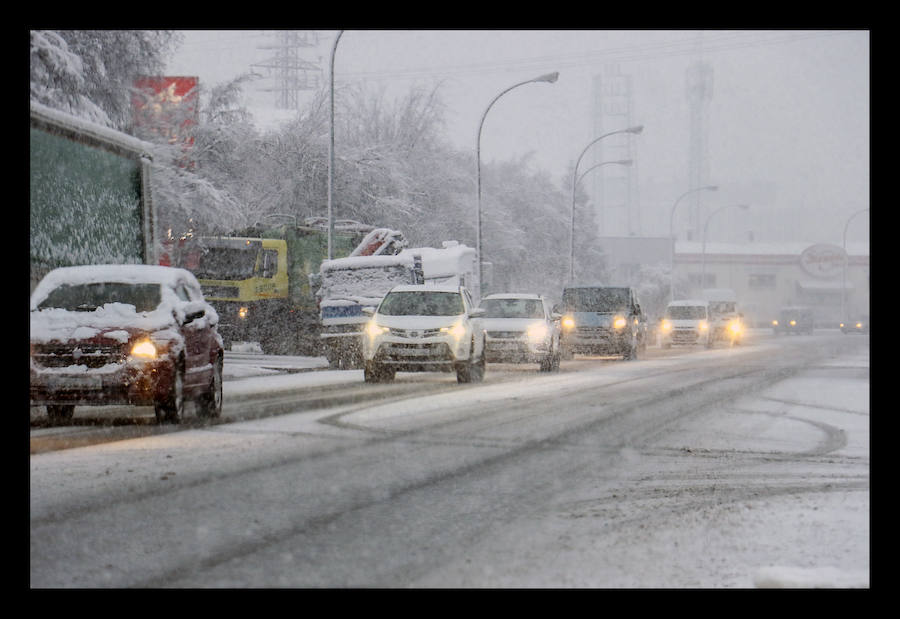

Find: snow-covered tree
30;30;181;130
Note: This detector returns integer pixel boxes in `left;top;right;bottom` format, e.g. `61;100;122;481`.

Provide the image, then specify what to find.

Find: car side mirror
469;307;486;318
361;306;375;316
184;309;205;324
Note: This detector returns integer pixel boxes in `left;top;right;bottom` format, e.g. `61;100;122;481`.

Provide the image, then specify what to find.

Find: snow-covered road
30;332;869;588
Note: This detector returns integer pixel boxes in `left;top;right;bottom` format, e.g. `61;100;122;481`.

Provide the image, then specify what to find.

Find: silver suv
480;293;561;371
361;285;486;383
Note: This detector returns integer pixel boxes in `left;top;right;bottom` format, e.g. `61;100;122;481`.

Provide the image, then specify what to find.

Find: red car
30;265;224;425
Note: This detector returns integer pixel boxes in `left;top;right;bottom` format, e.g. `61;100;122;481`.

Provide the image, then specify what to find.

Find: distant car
659;299;711;348
361;284;486;383
772;307;814;335
30;265;224;425
480;293;561;372
840;316;869;334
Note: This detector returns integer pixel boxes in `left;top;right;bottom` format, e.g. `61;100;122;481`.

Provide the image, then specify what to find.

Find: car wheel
539;354;552;372
47;404;75;426
457;338;485;383
623;336;638;361
197;355;223;419
364;361;394;383
155;360;185;424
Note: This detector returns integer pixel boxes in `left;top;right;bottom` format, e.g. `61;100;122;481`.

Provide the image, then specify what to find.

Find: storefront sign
799;243;846;279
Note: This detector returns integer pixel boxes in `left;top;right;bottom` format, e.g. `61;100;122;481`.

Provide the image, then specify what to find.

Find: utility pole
685;50;714;241
252;30;323;110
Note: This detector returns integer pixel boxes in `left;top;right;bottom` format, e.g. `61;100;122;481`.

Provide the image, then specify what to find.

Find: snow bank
754;566;869;589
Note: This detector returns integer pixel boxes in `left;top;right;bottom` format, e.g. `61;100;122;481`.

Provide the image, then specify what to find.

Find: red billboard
132;76;199;165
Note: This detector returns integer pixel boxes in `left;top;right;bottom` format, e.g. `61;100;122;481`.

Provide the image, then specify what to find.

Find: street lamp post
327;30;344;261
569;126;643;282
842;208;868;322
668;185;718;302
701;203;749;289
570;159;633;282
476;71;559;299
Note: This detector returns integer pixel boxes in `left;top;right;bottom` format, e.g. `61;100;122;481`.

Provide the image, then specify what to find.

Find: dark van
772;306;814;335
557;286;645;360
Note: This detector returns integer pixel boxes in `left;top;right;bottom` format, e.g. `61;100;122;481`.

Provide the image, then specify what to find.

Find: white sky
165;30;870;246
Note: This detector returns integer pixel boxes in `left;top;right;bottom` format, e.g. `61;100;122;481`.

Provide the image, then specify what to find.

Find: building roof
675;241;869;257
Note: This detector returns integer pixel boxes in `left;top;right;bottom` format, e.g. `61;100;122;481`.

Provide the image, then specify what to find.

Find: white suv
480;293;561;371
361;285;486;383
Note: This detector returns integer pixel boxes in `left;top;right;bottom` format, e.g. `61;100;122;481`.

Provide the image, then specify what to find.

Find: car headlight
840;322;845;329
440;321;467;339
238;306;249;320
365;320;388;338
789;319;796;326
613;316;627;330
561;316;576;331
698;320;709;331
526;322;549;342
728;320;742;334
772;320;779;326
660;319;672;332
131;339;158;359
856;322;863;329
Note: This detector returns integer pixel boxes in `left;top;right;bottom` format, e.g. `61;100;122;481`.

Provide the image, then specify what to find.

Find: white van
659;299;711;348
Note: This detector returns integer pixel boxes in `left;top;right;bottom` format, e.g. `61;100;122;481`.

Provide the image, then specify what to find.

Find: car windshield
35;282;162;313
563;288;630;312
379;291;464;316
709;301;736;314
667;306;707;319
480;298;544;319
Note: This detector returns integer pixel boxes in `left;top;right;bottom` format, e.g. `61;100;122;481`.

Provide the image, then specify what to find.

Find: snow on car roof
388;284;461;293
668;299;708;306
483;293;542;299
31;264;199;310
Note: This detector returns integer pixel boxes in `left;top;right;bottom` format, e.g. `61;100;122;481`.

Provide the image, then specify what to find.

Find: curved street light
842;207;869;322
476;71;559;299
701;203;749;288
576;159;633;186
569;126;643;282
327;30;344;261
569;159;633;282
668;185;718;301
